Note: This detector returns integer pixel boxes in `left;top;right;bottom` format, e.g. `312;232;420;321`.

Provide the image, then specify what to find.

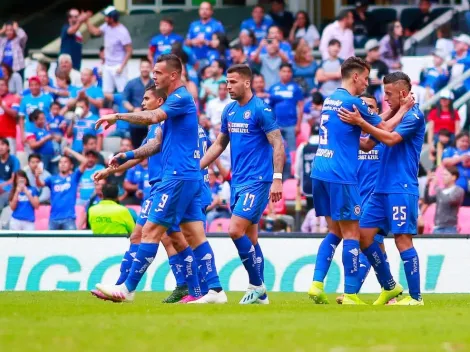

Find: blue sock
125;242;158;292
373;252;390;288
193;241;222;291
363;242;396;291
168;254;186;288
342;239;360;294
400;247;421;301
233;235;262;286
116;243;139;285
178;246;202;297
313;233;341;282
254;242;267;300
355;252;371;293
198;269;209;295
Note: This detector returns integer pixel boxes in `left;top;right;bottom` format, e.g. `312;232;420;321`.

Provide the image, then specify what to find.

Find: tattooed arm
95;109;168;130
200;132;230;169
266;129;285;202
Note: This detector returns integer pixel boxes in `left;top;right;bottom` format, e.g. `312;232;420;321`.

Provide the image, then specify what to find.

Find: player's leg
246;223;269;304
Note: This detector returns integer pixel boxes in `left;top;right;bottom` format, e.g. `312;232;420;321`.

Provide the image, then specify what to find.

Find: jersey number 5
319;115;329;145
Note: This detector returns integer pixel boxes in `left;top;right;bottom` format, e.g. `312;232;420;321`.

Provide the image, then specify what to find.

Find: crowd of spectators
0;0;470;233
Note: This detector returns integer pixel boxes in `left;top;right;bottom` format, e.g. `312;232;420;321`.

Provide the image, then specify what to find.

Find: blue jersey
420;67;449;92
442;146;470;192
357;134;384;203
240;17;273;43
79;164;104;201
221;95;279;187
12;186;39;222
149;33;184;62
145;123;163;184
25;126;55;155
54;86;78;107
48;114;66;135
82;86;105;115
186;19;225;60
269;81;303;127
311;88;382;184
138;167;151;200
374;104;425;196
126;164;147;185
160;86;200;181
198;125;212;207
72;113;102;153
19;93;54;131
260;41;293;61
45;170;83;220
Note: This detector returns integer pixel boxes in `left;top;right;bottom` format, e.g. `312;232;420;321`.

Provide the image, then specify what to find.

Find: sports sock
116;243;139;285
125;242;158;292
233;235;262;286
168;254;186;288
313;232;341;282
342;239;360;294
355;252;371;293
400;247;421;301
254;242;267;300
178;246;202;298
193;241;222;291
363;242;396;291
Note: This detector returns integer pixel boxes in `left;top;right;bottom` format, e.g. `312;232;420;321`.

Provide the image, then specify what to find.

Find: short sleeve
356;98;381;126
240;20;248;31
91;87;104;99
395;113;422;141
220;104;230;134
160;93;189;119
45;176;52;188
216;21;225;33
123;81;132;104
454;110;461;121
12;157;20;172
294;84;303;102
99;23;107;33
119;27;132;46
72;169;83;184
31;187;39;197
125;168;136;183
442;147;455;160
19;99;26;116
427;109;437;122
186;23;195;39
257;104;278;134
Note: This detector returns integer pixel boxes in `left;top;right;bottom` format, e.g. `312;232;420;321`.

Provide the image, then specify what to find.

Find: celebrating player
339;72;425;305
201;64;285;304
94;54;226;304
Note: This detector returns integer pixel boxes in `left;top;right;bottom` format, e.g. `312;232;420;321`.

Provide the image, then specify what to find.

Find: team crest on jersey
287;85;294;91
243;110;251;120
354;205;361;215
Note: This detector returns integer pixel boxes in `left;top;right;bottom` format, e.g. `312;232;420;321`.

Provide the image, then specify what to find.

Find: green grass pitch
1;292;469;351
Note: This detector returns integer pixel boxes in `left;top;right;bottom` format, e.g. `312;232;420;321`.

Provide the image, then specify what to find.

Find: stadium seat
35;218;48;231
400;8;421;30
103;137;122;154
458;207;470;234
15;125;24;152
296;123;310;147
75;206;86;229
370;8;397;37
431;7;452;18
129;9;156;15
127;205;141;215
16;151;28;169
208;218;231;232
283;179;297;201
35;205;51;221
423;203;436;234
290;150;296;176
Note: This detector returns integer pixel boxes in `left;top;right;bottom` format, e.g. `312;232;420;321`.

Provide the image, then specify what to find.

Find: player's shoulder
404;105;425;122
223;100;238;114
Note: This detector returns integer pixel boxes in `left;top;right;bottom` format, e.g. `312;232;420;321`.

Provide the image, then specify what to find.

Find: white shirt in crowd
205;96;232;126
319;20;355;60
99;23;132;66
294;25;320;48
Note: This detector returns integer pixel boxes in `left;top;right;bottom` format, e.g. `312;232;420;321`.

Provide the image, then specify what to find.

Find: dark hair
437;94;456;120
99;46;104;52
0;137;9;147
161;17;174;26
1;63;13;79
438;128;451;137
341;57;371;79
37;61;50;73
83;134;97;146
271;0;285;6
156;53;183;73
241;29;257;46
383;71;411;92
328;39;341;47
140;57;151;64
28;153;41;162
445;165;460;180
312;92;324;105
227;64;252;79
230;43;244;52
56;70;71;85
295;11;311;32
170;41;189;65
455;131;469;143
213;59;226;72
337;9;352;21
9;170;31;203
213;32;229;57
280;63;293;71
102;183;119;200
253;4;264;12
77;96;90;107
437;24;451;39
359;92;377;102
145;83;168;100
61;155;73;164
51;101;61;108
30;109;45;122
387;21;404;59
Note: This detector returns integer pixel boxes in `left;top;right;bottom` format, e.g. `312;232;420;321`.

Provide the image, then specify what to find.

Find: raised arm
266;129;285;202
64;146;88;173
95;109;167;130
86;19;102;37
200;133;230;169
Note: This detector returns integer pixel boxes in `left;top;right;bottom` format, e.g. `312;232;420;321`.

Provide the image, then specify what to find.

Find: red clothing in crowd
0;94;20;138
428;108;460;134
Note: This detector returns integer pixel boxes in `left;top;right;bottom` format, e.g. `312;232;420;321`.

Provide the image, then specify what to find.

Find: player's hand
93;169;110;182
270;179;283;203
400;92;415;111
108;153;127;169
338;105;363;125
95;114;118;130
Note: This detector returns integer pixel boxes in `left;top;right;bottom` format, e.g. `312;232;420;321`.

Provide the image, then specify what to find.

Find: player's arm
266;129;285;202
95;109;168;130
94;158;143;182
378;93;415;132
359;137;377;152
201;133;230;169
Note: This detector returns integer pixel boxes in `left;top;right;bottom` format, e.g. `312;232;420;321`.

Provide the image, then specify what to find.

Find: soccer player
200;64;285;304
338;72;425;305
94;54;226;304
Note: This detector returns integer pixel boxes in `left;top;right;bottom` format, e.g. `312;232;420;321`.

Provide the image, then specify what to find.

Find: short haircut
161;17;173;26
156;53;183;73
58;53;72;64
213;59;226;72
280;63;293;71
83;134;97;145
227;64;252;79
30;109;44;122
56;70;71;85
145;83;168;100
99;45;104;52
455;131;469;142
28;153;41;162
328;39;341;47
446;165;460;180
312;92;324;105
253;4;264;11
0;137;9;147
383;72;412;92
341;56;371;79
102;183;119;200
140;57;151;64
38;60;50;72
359;92;377;103
77;96;90;106
337;9;352;21
51;101;61;108
61;155;73;164
230;43;243;52
438;128;451;137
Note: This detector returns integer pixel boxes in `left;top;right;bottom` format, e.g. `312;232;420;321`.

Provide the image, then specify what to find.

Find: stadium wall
0;235;468;293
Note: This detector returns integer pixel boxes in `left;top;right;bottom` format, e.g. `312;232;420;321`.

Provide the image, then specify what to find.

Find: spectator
269;63;304;151
448;34;470;99
67;97;103;153
67;68;104;115
0;21;27;77
263;26;293;60
303;92;324;127
241;5;273;43
205;82;232;127
364;39;389;101
420;49;449;98
207;32;230;65
123;58;152;149
86;6;133;99
352;0;373;48
289;10;320;49
72;148;104;206
60;9;90;70
429;129;453;167
124;155;146;203
435;25;453;60
292;42;317;96
136;160;150;202
148;18;183;66
53;71;78;113
316;39;343;98
25;110;56;174
24;153;51;204
92;46;105;88
206;171;231;226
252;73;270;105
35;154;86;230
199;59;226;105
56;54;82;87
301;208;328;233
319;10;354;61
0;138;19;212
82;178;106;229
425;166;464;234
88;183;135;235
229;44;249;66
171;41;198;86
405;0;435;36
0;78;19;154
238;29;258;59
428;89;460;147
253;38;289;89
48;101;67;155
81;135;105;166
181;64;199;103
1;63;22;95
23;69;52;96
442;132;470;206
379;21;404;72
8;170;39;231
268;0;295;39
185;1;224;63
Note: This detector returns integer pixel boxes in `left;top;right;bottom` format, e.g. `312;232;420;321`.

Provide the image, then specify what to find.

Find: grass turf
0;292;469;351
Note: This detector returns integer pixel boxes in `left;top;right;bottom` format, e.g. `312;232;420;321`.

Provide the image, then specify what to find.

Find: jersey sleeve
72;169;83;184
294;84;303;102
12;157;20;172
355;98;382;126
394;112;422;141
125;168;136;183
257;104;279;134
44;176;52;188
442;147;456;160
186;23;195;39
18;99;26;116
120;27;132;46
160;93;188;119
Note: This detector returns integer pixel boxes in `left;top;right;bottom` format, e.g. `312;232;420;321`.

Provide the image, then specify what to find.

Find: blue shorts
360;193;419;235
230;182;271;224
136;182;160;227
312;178;361;221
362;190;388;239
148;179;205;229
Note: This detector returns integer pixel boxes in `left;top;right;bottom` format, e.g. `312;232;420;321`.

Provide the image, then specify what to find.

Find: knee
227;225;243;240
394;235;413;252
141;223;163;243
130;227;142;244
170;233;189;252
